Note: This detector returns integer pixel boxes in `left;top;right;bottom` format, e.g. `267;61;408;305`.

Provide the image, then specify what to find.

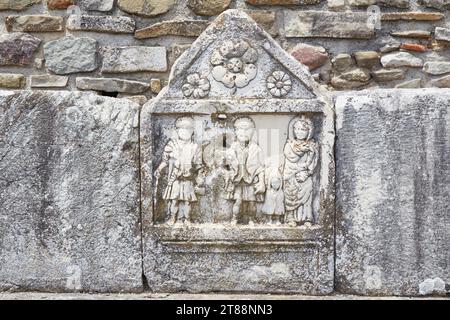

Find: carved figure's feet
304;221;313;228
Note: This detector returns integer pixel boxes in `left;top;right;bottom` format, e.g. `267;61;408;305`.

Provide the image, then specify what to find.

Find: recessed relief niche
140;10;335;294
152;114;322;227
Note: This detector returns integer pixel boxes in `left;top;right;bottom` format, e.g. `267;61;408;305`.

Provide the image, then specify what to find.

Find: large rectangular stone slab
0;91;142;293
335;89;450;296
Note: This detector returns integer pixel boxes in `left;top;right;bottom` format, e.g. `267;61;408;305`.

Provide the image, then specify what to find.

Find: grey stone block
335;89;450;296
0;91;142;293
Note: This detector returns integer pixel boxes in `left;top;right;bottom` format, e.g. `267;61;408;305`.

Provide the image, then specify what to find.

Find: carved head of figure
175;117;195;142
289;116;314;141
233;117;256;144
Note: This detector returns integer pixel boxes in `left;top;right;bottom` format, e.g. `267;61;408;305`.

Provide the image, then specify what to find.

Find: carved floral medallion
210;40;258;90
267;70;292;97
182;73;210;98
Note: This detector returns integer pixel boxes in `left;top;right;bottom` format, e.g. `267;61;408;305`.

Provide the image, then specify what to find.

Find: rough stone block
0;0;41;10
0;73;26;88
381;12;444;21
47;0;74;9
67;15;135;34
421;0;450;10
76;77;150;94
0;33;41;66
44;36;98;75
0;91;142;293
5;15;64;32
101;46;167;73
335;89;450;296
77;0;114;11
435;27;450;42
30;75;68;87
188;0;231;16
284;11;375;39
118;0;175;17
135;20;209;39
246;0;321;4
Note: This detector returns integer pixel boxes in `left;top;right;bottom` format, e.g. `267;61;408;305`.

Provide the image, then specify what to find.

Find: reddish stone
47;0;74;10
400;43;427;52
289;43;328;71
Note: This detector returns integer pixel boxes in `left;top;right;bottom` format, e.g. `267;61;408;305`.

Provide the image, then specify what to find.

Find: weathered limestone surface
141;10;335;294
0;74;26;88
0;33;41;66
44;36;97;75
118;0;175;17
101;46;167;73
284;11;375;39
77;0;114;11
47;0;74;10
76;77;150;93
0;0;41;10
135;20;209;39
435;27;450;42
335;89;450;296
421;0;450;10
30;75;68;87
67;15;135;34
5;15;64;32
0;91;142;293
188;0;231;16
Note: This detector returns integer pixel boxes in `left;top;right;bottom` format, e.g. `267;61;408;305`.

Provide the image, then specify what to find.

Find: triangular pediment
161;10;322;100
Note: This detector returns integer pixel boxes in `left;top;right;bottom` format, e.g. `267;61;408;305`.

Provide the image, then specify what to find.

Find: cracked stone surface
335;89;450;296
0;90;142;293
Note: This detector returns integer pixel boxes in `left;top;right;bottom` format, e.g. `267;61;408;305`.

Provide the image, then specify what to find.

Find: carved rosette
182;73;210;98
210;40;258;90
267;70;292;97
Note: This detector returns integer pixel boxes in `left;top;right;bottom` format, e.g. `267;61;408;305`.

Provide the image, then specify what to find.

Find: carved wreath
210;40;258;91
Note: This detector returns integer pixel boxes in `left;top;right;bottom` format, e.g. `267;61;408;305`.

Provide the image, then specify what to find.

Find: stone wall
1;0;450;96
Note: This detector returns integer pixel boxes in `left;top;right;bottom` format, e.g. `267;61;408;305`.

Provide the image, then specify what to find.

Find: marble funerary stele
140;10;335;294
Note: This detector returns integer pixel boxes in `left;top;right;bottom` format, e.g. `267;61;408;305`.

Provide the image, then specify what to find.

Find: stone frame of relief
140;10;335;294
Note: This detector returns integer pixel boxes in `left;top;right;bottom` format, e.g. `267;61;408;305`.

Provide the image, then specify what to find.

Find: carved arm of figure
254;169;266;195
154;141;173;182
294;141;318;183
193;145;206;195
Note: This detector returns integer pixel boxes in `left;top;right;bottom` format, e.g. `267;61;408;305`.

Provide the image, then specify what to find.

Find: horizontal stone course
30;74;68;87
0;0;41;10
381;12;444;21
76;77;150;93
46;0;74;9
67;15;135;33
5;15;64;32
0;73;26;88
101;46;167;73
77;0;114;11
135;20;209;39
118;0;174;17
284;11;375;39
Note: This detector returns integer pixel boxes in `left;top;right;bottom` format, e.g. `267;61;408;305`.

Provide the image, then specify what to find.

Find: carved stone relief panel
140;10;335;294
